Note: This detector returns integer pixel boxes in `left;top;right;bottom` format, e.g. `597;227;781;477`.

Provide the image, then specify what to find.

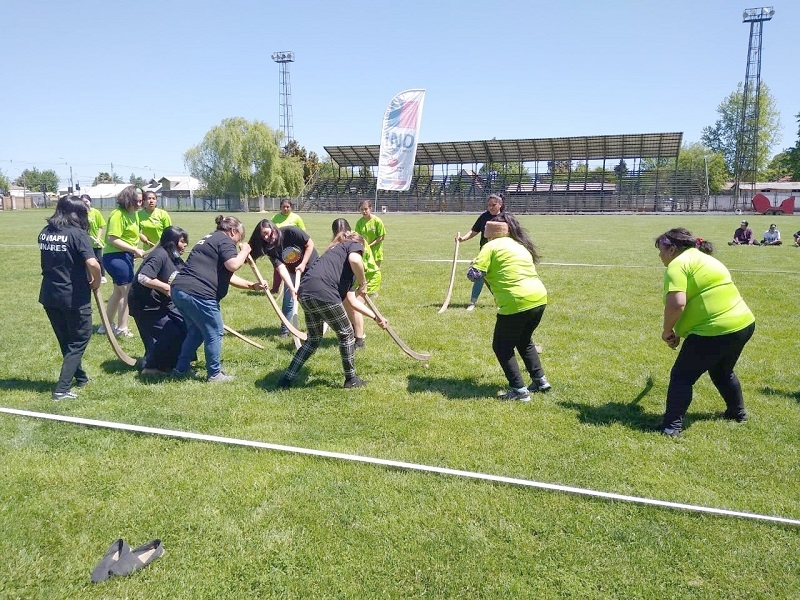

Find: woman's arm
297;238;315;273
229;273;263;291
108;235;145;258
345;290;387;328
662;291;686;348
457;230;478;243
224;242;252;273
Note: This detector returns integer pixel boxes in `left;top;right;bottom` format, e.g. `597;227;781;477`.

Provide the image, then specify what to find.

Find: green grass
1;209;799;598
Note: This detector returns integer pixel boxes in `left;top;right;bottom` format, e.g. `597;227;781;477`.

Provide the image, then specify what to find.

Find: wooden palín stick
438;235;460;314
246;256;307;341
291;271;302;350
92;288;137;367
223;324;264;350
364;295;431;362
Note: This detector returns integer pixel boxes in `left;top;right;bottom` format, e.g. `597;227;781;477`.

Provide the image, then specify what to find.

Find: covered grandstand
300;132;713;213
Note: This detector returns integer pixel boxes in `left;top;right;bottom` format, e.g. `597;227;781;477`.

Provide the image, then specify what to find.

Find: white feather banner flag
376;89;426;191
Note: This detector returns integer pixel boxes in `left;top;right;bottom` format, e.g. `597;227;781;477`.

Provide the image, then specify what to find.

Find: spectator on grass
655;228;755;437
138;190;172;248
100;186;145;338
128;226;190;375
271;199;306;230
355;199;386;271
467;212;550;401
456;193;505;311
728;220;754;245
331;217;381;350
81;194;108;282
38;195;102;400
171;215;261;382
275;229;387;390
248;219;318;338
760;223;782;245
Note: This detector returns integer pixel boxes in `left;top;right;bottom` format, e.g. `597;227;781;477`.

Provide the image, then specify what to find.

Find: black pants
492;305;546;389
93;247;105;276
132;309;187;371
661;322;755;431
44;304;93;394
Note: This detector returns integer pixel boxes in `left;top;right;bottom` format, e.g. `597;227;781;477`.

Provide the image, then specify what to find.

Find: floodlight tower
271;51;295;150
732;7;774;210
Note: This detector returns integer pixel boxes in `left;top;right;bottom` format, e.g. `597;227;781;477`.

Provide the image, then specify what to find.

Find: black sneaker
355;337;366;350
720;410;749;423
344;376;366;389
498;388;531;401
660;427;681;438
275;376;292;389
528;376;551;393
74;378;92;388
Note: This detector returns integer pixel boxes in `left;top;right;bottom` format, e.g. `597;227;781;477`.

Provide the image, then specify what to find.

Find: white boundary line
2;407;798;527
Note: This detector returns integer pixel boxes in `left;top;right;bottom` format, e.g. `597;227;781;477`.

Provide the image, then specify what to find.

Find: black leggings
661;322;755;430
492;305;546;389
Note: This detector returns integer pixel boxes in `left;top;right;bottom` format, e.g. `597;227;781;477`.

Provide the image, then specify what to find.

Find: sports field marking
2;407;798;527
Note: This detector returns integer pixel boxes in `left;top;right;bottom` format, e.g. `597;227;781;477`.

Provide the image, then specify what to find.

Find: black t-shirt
38;224;96;309
266;226;318;272
128;246;184;315
471;211;497;247
299;239;364;304
171;231;238;301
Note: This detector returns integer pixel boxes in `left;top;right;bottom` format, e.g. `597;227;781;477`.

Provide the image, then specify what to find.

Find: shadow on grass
761;386;800;403
557;377;661;431
254;370;329;392
0;378;55;394
407;375;498;399
99;359;141;374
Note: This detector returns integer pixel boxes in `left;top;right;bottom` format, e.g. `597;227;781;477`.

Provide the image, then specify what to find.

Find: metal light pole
732;6;775;211
271;51;295;150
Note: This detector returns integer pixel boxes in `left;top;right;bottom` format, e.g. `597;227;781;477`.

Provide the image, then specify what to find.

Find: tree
129;173;146;187
0;170;9;194
184;117;304;199
675;143;728;193
285;139;321;184
13;168;59;192
92;172;123;185
700;82;782;176
772;111;800;181
478;161;530;183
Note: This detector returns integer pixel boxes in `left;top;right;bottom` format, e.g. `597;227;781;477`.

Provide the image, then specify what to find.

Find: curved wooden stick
246;255;307;341
92;288;137;366
438;235;460;314
223;324;264;350
364;295;431;362
291;271;302;350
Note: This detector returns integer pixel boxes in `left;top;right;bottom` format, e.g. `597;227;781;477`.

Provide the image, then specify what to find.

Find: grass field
1;208;799;598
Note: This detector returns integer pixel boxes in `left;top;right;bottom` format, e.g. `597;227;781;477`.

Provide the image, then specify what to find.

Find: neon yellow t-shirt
138;207;172;246
473;237;547;315
355;215;386;262
87;207;106;248
664;248;755;337
271;212;306;230
104;208;140;254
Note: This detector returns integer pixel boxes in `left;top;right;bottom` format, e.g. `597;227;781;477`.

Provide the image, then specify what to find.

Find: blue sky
3;0;798;188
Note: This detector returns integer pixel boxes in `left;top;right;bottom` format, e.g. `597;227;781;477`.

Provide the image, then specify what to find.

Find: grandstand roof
325;132;683;167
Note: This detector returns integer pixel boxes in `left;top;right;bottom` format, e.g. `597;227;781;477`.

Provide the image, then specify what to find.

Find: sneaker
344;376;366;389
355;337;366;350
73;378;92;388
278;330;290;339
96;323;110;335
53;390;78;401
660;427;681;438
466;303;475;312
208;371;234;383
498;388;531;401
140;367;170;376
114;327;134;338
100;276;107;284
275;375;293;389
720;410;749;423
528;376;551;393
172;369;199;380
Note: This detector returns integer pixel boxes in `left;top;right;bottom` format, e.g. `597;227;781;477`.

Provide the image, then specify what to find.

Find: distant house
159;176;201;200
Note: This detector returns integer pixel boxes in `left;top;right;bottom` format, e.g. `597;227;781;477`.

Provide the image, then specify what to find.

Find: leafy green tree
0;171;9;194
772;111;800;181
547;160;572;174
285;139;320;184
129;173;146;187
14;168;59;192
184;117;303;199
700;82;782;175
479;161;530;183
92;172;123;185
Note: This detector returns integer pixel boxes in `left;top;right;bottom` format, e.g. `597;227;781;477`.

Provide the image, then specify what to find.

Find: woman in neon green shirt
138;190;172;248
271;199;306;230
468;212;550;401
656;227;756;437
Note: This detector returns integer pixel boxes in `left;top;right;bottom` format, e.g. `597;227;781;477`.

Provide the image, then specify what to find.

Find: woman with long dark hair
456;193;505;310
171;216;259;382
655;228;755;436
38;195;102;400
467;211;549;401
128;226;190;374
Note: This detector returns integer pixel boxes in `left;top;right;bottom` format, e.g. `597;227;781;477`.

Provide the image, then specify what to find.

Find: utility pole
271;51;295;151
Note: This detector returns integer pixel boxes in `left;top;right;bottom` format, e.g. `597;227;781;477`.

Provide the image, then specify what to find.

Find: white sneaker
100;276;107;284
208;371;234;383
96;323;111;335
466;303;475;311
114;327;134;338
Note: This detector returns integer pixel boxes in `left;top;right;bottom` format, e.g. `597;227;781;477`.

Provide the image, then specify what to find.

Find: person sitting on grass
467;212;550;401
728;220;754;245
760;223;782;245
275;229;387;390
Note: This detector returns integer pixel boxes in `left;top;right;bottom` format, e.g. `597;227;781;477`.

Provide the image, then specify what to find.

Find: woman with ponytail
655;228;755;436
